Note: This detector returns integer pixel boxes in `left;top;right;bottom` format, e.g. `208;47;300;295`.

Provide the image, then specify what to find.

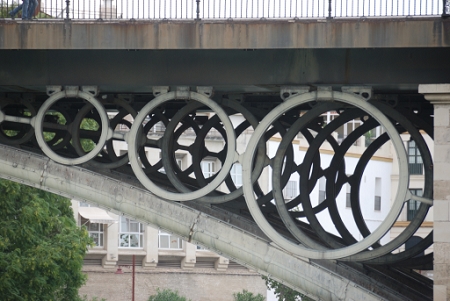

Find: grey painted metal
0;19;448;50
242;89;409;260
0;99;36;145
33;87;112;165
1;48;449;95
86;98;138;169
161;98;265;204
271;101;340;250
128;89;237;201
0;144;400;301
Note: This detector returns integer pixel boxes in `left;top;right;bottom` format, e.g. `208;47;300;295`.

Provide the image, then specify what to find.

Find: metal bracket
175;86;190;100
341;86;372;101
372;94;399;107
46;86;62;96
81;86;99;97
280;86;310;101
64;86;80;98
118;94;134;103
227;94;245;103
153;86;169;97
197;86;214;98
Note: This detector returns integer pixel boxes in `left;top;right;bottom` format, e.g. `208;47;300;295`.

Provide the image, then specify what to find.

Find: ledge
0;18;448;50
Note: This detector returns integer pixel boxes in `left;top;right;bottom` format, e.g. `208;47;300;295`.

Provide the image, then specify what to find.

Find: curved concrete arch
0;144;405;301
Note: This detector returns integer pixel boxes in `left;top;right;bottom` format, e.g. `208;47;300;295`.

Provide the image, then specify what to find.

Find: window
408;140;423;175
151;121;166;133
81;218;104;247
119;217;144;248
230;163;243;187
176;158;182;170
374;177;381;211
318;177;326;204
283;180;298;201
407;189;423;221
158;231;183;249
201;161;215;178
346;183;351;208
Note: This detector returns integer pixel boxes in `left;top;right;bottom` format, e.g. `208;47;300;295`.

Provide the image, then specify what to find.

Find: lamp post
115;254;136;301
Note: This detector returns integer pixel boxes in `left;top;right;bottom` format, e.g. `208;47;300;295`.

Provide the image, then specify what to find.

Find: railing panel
1;0;446;20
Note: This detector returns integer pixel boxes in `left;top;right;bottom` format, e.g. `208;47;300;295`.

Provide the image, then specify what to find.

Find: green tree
147;288;191;301
233;289;265;301
0;179;92;300
263;277;313;301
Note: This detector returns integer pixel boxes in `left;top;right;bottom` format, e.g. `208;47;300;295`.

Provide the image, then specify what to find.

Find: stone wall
79;266;267;301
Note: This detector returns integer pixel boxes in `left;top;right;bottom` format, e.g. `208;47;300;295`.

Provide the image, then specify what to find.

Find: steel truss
0;85;433;268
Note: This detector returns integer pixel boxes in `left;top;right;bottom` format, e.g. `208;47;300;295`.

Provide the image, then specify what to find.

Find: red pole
132;255;135;301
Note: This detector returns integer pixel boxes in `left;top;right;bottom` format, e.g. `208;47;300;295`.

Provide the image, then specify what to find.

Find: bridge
1;1;450;300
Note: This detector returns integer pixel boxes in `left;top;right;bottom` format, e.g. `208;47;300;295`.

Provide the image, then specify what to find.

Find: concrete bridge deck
0;17;449;94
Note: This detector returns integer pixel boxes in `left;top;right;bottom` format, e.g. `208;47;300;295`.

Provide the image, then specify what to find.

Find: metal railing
1;0;448;20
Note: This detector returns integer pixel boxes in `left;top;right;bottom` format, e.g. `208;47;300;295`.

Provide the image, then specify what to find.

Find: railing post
65;0;70;20
327;0;333;19
195;0;201;20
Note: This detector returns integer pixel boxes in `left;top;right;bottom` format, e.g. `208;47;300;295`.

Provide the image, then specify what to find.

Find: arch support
0;144;403;301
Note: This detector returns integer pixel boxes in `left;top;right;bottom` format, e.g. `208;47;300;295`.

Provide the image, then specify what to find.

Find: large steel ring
33;90;111;165
242;90;409;260
128;91;237;202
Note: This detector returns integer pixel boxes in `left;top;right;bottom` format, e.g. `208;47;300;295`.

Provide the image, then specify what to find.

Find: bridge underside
1;47;449;94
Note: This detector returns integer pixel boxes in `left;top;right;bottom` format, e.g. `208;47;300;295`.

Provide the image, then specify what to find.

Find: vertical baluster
305;0;308;17
328;0;332;18
65;0;69;19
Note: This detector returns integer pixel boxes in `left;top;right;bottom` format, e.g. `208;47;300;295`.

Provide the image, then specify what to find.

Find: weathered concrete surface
0;18;448;50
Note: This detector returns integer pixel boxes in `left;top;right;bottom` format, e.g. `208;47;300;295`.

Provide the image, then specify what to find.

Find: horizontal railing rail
1;0;448;20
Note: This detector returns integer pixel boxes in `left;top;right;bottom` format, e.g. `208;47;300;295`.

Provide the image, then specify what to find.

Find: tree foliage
0;179;92;300
233;289;265;301
263;277;313;301
147;288;191;301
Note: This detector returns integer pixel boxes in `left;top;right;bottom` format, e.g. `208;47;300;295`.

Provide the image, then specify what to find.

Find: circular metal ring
87;98;138;169
242;90;409;260
33;90;110;166
161;99;265;204
128;91;237;202
0;99;36;145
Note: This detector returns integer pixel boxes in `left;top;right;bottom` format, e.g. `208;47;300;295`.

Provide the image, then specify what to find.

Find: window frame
230;163;243;188
81;218;105;248
408;139;423;175
158;230;183;250
407;189;423;221
119;216;144;248
201;160;216;179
